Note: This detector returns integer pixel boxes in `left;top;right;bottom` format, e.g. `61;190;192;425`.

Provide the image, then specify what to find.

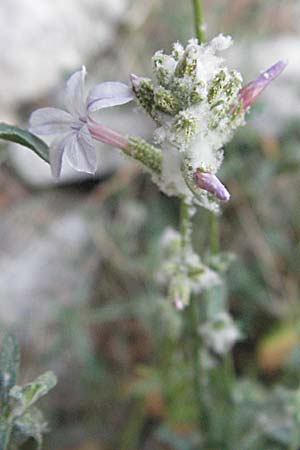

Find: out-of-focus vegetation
0;0;300;449
0;333;56;450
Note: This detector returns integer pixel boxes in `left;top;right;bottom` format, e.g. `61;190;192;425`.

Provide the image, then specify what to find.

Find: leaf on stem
9;371;57;419
0;123;49;163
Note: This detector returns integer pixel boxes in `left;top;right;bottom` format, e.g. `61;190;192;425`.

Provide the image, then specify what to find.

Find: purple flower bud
130;73;139;84
195;171;230;202
130;73;144;90
239;59;288;109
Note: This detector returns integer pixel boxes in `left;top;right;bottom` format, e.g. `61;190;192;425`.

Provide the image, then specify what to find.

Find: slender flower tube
29;67;133;177
239;59;288;109
88;117;129;150
194;170;230;202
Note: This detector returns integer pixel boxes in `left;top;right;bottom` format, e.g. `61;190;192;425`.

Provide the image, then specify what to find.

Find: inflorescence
29;34;287;212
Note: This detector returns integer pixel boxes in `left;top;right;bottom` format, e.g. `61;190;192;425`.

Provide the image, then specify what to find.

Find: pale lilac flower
195;170;230;202
239;59;288;109
29;66;133;177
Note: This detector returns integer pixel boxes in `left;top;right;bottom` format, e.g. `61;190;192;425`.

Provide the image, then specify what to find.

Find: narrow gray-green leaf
9;371;57;418
0;123;49;163
0;332;20;410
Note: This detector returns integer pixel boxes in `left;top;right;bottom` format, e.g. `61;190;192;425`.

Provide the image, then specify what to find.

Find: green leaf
9;371;57;419
0;332;20;411
10;407;47;450
0;123;49;163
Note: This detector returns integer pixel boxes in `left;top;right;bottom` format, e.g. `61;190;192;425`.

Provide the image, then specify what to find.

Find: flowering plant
0;1;293;448
27;35;286;214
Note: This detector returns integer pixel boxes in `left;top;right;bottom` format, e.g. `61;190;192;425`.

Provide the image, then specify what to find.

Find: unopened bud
154;86;181;115
130;74;155;117
195;170;230;202
239;59;288;109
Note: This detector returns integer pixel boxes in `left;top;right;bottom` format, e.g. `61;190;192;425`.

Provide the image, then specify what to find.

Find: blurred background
0;0;300;449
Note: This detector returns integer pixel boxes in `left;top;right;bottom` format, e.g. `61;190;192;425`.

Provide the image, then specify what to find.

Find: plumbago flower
131;34;287;212
29;66;133;177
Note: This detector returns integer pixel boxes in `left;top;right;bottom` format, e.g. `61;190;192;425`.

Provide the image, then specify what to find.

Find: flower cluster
131;34;287;211
28;36;286;211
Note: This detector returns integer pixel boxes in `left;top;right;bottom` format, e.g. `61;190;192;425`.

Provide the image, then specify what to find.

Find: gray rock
0;193;101;346
0;0;128;118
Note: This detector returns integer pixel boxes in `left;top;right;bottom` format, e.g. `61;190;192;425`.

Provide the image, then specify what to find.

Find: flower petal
239;59;288;109
87;82;133;112
29;107;73;135
49;133;72;178
195;171;230;202
65;124;97;174
64;66;87;118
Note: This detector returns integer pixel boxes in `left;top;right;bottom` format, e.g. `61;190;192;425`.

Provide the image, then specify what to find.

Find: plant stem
188;294;209;436
208;211;220;254
180;1;206;440
180;200;208;438
0;422;12;450
208;211;236;448
192;0;205;43
179;200;192;251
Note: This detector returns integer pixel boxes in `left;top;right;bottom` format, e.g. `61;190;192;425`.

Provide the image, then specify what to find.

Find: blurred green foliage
0;333;56;450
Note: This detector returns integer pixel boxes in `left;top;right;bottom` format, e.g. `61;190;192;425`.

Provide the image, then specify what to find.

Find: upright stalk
179;200;192;250
192;0;205;43
209;211;220;254
180;200;208;438
188;295;208;433
208;214;236;448
190;3;237;447
209;210;236;448
184;0;209;441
